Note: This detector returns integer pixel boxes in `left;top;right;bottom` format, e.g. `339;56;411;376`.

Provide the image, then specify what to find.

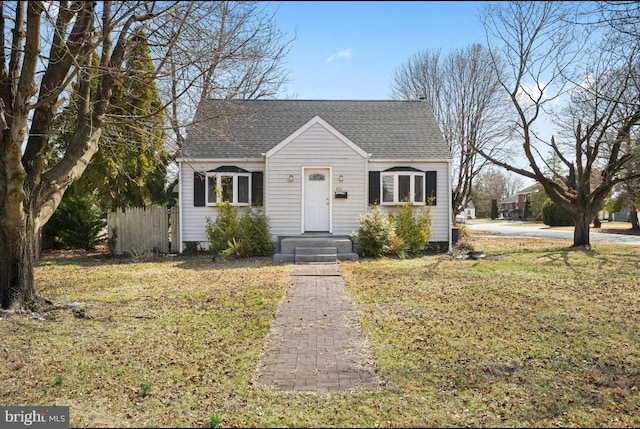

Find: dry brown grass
2;254;291;427
1;237;639;428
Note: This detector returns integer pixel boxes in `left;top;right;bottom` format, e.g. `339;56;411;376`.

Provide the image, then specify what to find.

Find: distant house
463;200;475;220
602;209;629;222
455;200;475;223
499;183;541;219
175;99;454;258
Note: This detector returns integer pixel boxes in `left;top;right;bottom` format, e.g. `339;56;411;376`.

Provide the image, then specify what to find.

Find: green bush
205;200;240;256
351;203;433;258
541;198;574;226
45;188;106;250
386;235;407;259
392;201;433;257
236;208;276;257
457;223;471;240
351;205;396;257
205;202;275;258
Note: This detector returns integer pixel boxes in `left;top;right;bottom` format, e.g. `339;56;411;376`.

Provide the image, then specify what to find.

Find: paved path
467;222;640;246
253;264;383;393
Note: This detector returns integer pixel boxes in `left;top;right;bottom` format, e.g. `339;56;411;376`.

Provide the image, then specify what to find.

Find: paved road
466;222;640;246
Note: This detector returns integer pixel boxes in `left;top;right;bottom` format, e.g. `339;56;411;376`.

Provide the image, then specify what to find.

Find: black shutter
194;172;205;207
368;171;380;205
426;171;437;205
251;171;263;206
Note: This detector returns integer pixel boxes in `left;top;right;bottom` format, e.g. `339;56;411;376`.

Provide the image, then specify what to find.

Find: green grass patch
1;238;639;427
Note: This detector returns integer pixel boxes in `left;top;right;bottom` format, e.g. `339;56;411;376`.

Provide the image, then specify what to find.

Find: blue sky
265;1;489;100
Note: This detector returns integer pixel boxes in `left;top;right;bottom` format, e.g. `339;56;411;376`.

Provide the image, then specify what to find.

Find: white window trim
380;172;425;205
205;172;251;206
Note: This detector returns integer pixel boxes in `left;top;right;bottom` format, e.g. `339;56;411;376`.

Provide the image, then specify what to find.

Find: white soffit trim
265;115;369;159
368;159;453;163
175;157;264;163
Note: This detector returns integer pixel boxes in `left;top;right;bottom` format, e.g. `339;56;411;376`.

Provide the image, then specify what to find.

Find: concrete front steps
274;236;359;264
295;246;337;264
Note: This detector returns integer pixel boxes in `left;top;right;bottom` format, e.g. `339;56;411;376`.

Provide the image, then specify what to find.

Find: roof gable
265;115;369;159
180;100;451;161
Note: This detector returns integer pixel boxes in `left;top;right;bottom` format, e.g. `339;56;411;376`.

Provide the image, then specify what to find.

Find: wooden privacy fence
107;206;179;255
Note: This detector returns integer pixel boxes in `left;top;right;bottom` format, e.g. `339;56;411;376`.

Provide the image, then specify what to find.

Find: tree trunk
593;215;601;229
573;211;591;248
630;205;639;230
0;212;39;310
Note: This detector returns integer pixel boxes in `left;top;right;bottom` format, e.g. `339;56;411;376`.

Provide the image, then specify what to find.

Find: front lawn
1;236;638;427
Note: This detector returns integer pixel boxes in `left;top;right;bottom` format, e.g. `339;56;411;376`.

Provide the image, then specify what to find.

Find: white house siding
266;122;367;238
179;160;264;250
368;161;451;242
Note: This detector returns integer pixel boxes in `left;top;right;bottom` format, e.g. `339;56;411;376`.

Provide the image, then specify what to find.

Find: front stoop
295;246;337;264
274;236;359;264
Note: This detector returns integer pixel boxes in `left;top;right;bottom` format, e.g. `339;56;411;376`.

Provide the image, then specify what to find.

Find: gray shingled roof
180;99;451;160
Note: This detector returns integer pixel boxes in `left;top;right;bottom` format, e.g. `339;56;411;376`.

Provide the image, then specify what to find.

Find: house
176;99;453;260
499;183;541;219
602;209;628;222
456;200;476;222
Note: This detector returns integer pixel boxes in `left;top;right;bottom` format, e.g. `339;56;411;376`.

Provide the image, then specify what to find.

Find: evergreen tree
44;184;106;251
490;199;499;220
0;2;291;310
51;29;168;212
542;199;574;227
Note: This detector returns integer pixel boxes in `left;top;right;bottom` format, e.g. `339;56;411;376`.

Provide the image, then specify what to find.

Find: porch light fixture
288;174;294;182
339;174;344;182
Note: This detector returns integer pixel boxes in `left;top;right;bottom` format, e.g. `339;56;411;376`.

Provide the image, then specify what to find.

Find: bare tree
607;132;640;229
591;1;640;230
471;166;524;217
592;1;640;38
477;1;640;247
0;1;292;310
390;44;511;221
151;1;292;158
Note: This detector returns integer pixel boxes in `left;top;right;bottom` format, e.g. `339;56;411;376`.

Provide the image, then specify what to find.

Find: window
380;172;425;205
206;173;250;206
382;175;395;203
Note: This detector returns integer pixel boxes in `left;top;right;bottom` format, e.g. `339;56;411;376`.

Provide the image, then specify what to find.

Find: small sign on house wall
334;189;348;199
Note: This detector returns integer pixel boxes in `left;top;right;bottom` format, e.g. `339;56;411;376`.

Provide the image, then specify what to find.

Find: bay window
206;173;250;206
381;171;425;205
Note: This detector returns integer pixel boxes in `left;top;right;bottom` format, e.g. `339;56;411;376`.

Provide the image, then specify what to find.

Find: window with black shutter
193;172;206;207
251;171;263;206
194;167;263;207
368;171;380;205
425;171;437;205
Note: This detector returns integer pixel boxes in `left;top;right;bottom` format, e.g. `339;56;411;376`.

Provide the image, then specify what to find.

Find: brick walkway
253;264;383;393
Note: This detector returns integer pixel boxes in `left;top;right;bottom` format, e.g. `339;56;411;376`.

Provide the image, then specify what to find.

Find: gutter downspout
365;153;372;213
448;160;453;251
178;160;183;254
262;153;272;242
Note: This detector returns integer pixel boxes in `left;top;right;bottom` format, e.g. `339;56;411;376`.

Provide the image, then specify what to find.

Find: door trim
301;166;332;233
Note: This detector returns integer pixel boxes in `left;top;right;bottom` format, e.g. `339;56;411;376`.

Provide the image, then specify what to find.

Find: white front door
304;168;331;232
